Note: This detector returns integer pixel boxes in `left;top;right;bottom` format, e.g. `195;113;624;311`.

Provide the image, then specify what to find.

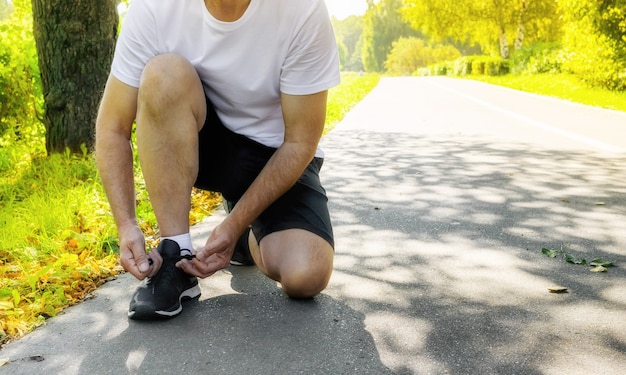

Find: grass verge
0;148;121;344
470;73;626;112
326;72;381;134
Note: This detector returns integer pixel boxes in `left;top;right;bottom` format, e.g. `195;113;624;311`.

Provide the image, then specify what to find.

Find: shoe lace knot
147;254;195;290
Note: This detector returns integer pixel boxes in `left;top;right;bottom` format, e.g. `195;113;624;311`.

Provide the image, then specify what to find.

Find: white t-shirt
111;0;340;157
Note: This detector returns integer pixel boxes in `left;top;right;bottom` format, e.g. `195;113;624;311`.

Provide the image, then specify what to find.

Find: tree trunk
31;0;118;154
499;27;509;59
514;0;528;51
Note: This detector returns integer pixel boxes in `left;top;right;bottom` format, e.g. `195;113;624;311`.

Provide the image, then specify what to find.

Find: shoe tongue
158;239;182;258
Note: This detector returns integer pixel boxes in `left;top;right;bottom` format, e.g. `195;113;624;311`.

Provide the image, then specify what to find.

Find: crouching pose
95;0;339;319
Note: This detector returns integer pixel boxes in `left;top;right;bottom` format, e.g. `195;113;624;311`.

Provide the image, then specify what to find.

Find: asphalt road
2;77;625;374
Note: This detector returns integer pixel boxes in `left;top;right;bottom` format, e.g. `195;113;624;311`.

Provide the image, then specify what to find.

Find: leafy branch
541;246;614;272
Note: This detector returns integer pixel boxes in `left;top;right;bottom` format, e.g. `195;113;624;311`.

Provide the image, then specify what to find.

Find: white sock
162;233;193;256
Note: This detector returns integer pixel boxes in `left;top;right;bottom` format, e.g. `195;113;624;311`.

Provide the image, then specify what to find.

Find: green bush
483;56;510;76
448;56;509;76
510;42;564;74
560;0;626;90
454;56;475;76
434;62;451;75
385;37;460;76
0;1;44;151
415;67;431;76
471;58;486;75
430;62;454;76
415;62;453;77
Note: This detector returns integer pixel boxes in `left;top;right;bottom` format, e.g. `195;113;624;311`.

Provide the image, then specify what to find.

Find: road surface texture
2;77;625;374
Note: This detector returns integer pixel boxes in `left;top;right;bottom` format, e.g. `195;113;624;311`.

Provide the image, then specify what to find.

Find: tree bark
514;0;528;51
31;0;118;154
499;27;509;59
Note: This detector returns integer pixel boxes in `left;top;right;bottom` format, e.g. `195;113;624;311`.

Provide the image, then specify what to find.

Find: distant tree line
333;0;625;90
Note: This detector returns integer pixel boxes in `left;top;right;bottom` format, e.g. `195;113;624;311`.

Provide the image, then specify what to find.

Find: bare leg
135;54;206;237
249;229;334;299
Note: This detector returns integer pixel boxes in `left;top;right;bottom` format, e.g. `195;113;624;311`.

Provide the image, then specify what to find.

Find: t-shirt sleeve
280;0;341;95
110;0;159;88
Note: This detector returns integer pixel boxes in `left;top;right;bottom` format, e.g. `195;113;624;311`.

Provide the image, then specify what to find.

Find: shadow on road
322;128;626;374
84;267;390;374
1;265;391;375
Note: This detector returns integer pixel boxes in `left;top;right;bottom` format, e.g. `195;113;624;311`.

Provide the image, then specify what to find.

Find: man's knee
280;246;334;298
141;54;193;85
280;259;333;299
139;54;200;104
257;229;334;299
137;54;205;125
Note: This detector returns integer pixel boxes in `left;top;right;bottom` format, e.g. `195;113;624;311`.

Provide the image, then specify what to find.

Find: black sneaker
128;239;201;320
222;199;255;266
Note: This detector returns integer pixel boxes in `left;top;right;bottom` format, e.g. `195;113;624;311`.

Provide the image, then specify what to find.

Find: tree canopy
361;0;418;72
400;0;562;58
560;0;626;89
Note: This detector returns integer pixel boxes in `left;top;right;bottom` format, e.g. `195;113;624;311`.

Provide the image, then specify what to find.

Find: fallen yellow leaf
547;286;568;293
591;265;607;273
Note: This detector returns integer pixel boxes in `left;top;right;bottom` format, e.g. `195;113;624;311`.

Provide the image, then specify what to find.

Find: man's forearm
95;75;140;232
225;140;316;235
222;91;329;236
96;132;138;230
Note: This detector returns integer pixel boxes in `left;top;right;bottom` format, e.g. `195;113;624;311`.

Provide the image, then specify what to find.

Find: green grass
471;73;626;112
0;72;381;345
0;147;121;342
325;72;381;134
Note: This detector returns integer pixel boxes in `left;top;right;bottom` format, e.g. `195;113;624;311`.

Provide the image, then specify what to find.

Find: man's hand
118;224;162;280
177;221;238;278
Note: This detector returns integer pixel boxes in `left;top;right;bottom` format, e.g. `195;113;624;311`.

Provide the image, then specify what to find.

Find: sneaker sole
128;284;201;320
229;260;255;266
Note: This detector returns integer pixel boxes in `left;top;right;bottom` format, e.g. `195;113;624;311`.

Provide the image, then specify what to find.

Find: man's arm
227;90;328;234
96;75;159;280
183;90;328;277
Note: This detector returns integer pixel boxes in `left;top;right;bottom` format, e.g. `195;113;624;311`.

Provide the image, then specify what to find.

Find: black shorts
194;96;334;248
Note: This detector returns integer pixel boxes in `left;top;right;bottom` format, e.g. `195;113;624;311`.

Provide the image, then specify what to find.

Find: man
95;0;340;320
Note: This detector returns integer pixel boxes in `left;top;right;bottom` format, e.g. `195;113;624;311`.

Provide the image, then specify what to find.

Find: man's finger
195;246;218;262
146;250;163;278
120;256;145;280
135;252;150;273
178;256;227;278
177;259;213;278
